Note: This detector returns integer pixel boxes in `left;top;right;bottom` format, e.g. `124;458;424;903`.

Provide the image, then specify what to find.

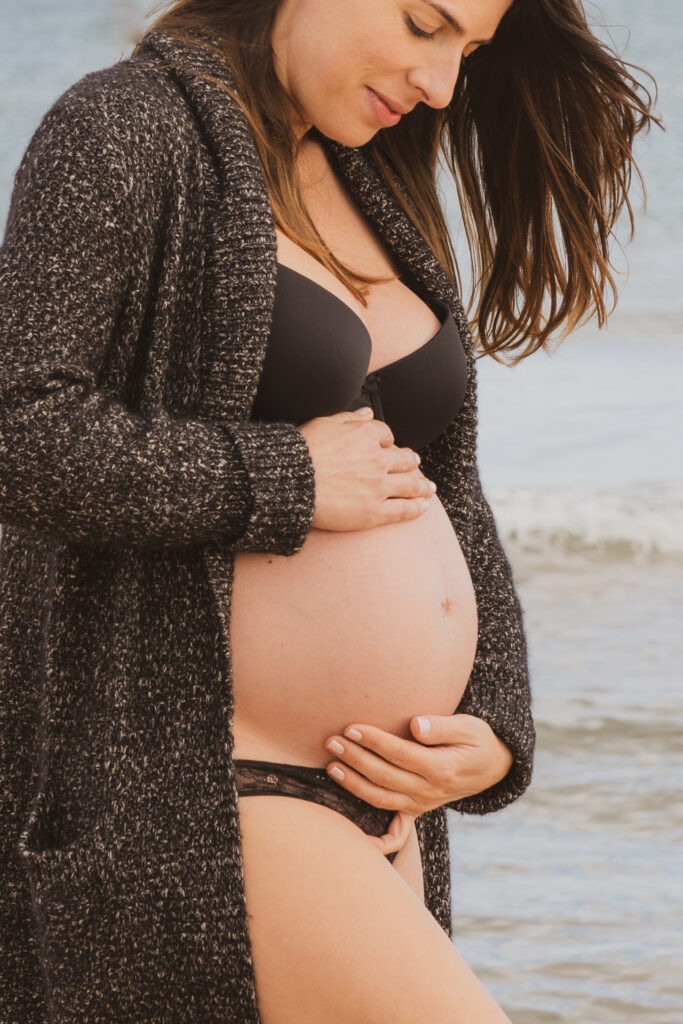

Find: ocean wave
536;716;683;753
488;481;683;562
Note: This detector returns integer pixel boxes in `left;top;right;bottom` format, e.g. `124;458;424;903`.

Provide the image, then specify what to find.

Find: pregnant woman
0;0;657;1022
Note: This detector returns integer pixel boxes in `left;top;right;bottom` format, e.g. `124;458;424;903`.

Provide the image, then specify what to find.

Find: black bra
251;259;468;451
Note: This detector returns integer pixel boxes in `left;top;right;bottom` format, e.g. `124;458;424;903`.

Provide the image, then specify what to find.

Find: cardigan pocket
15;778;260;1024
17;784;116;874
16;784;141;1022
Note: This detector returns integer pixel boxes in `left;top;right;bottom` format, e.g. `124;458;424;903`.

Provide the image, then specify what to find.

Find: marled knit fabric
0;28;535;1024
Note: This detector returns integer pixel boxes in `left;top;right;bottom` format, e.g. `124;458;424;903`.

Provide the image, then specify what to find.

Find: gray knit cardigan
0;28;535;1024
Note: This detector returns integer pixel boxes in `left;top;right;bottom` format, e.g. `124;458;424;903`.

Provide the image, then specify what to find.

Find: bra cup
252;261;468;449
251;263;370;423
372;316;468;451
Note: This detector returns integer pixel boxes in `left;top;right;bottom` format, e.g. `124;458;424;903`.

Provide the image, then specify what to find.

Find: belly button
441;596;454;614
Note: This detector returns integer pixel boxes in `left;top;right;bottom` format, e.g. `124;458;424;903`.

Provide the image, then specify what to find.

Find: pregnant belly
229;497;479;768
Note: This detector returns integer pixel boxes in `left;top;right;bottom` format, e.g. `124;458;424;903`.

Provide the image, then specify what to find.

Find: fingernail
345;727;363;741
326;739;345;755
416;716;431;735
328;766;345;780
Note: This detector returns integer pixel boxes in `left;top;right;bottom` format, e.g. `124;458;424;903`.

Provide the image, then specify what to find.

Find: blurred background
2;2;681;1021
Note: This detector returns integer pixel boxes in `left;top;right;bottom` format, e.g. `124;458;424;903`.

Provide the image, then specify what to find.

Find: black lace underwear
234;758;398;864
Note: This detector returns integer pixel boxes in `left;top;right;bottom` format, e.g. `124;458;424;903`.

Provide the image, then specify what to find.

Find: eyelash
405;15;437;40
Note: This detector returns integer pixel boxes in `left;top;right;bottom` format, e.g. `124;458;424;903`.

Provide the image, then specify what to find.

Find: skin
270;0;516;856
271;0;514;147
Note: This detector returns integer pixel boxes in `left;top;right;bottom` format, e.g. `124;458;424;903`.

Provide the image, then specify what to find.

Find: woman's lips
366;87;402;127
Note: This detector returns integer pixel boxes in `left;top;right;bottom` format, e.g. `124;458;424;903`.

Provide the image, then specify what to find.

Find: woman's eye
405;15;437;40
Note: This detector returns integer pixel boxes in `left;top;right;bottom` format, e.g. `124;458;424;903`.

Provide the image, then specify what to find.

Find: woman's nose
407;53;463;109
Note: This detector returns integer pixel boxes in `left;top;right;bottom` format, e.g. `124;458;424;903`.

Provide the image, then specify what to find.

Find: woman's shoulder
21;53;202;187
4;52;214;242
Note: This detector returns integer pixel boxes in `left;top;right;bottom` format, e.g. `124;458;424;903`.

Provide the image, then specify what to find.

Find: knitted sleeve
445;466;536;815
0;77;315;554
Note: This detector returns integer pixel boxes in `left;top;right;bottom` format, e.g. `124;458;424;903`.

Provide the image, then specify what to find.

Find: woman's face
272;0;514;145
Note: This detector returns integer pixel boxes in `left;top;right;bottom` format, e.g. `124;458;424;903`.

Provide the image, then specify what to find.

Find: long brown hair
133;0;662;364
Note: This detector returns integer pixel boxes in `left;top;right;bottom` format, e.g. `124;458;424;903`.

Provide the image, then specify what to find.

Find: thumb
334;406;374;425
410;715;451;744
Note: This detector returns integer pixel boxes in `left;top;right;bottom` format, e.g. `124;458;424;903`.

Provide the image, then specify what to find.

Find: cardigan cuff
227;420;316;556
444;699;535;816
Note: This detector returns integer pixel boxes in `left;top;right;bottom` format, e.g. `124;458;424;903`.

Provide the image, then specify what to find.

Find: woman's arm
0;73;315;554
445;465;535;814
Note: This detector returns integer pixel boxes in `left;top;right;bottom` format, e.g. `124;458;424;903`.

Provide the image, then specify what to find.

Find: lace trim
234;758;397;862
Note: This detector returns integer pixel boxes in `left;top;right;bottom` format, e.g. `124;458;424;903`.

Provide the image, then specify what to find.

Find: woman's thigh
237;794;512;1024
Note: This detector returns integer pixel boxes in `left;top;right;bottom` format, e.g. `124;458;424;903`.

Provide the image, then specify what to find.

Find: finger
409;713;487;746
336;407;373;421
339;723;436;777
325;759;416;815
387;446;422;474
369;812;415;857
376;422;396;448
368;809;402;854
326;734;424;796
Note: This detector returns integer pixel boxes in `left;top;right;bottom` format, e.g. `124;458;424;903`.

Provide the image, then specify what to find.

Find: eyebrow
419;0;496;44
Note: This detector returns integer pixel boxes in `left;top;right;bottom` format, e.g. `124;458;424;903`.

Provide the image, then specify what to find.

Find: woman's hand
297;407;436;532
323;714;514;859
